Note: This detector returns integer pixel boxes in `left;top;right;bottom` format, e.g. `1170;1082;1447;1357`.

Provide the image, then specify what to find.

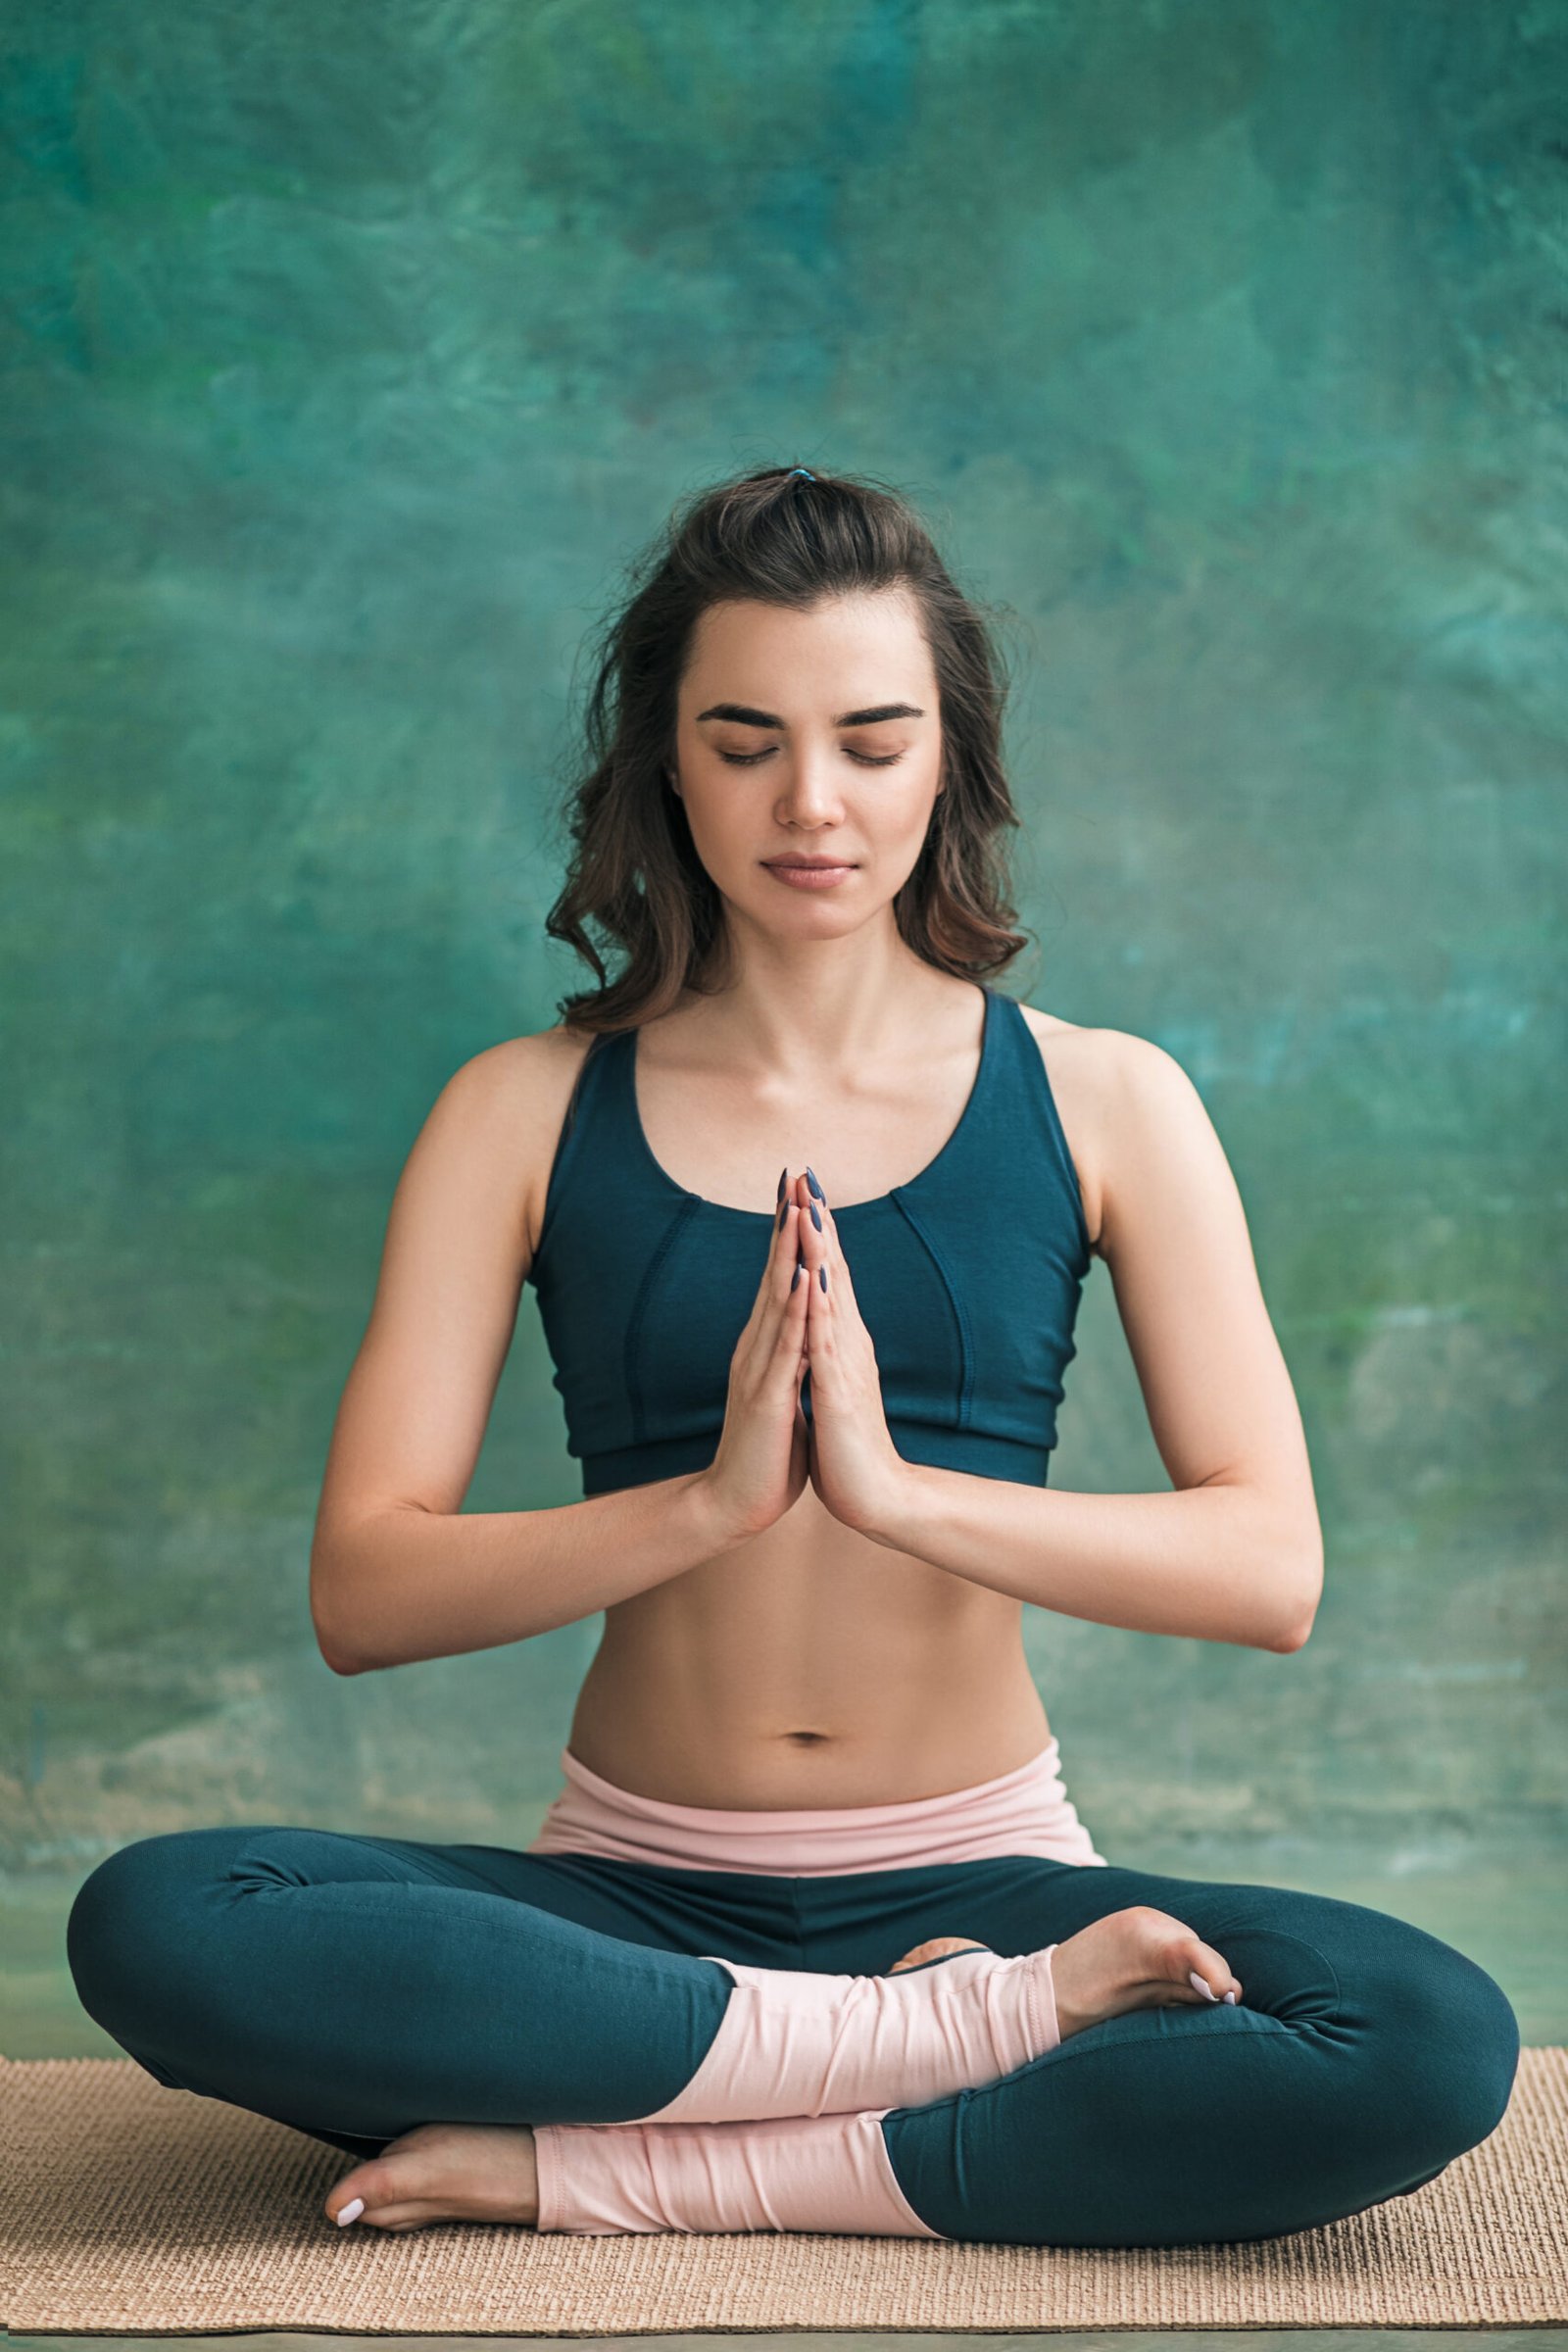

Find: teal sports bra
525;983;1093;1497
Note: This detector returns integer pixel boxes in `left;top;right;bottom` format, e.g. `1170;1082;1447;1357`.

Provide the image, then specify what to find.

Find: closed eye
718;749;906;767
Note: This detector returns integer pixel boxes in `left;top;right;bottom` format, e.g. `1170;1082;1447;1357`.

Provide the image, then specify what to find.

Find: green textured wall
3;0;1563;1953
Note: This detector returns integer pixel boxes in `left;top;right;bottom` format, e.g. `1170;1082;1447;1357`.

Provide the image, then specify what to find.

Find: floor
3;2330;1560;2351
5;1836;1564;2352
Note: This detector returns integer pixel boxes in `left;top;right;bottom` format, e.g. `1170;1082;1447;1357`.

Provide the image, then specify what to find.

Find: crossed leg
801;1854;1522;2244
67;1827;1518;2245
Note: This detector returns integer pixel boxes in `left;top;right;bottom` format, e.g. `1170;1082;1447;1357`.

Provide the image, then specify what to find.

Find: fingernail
806;1166;824;1200
1189;1971;1217;2001
818;1264;827;1291
1224;1989;1239;2003
777;1199;789;1230
791;1261;802;1290
809;1202;822;1231
335;2196;366;2226
777;1165;788;1202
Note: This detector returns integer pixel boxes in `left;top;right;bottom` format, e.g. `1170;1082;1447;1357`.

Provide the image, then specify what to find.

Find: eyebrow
695;701;926;729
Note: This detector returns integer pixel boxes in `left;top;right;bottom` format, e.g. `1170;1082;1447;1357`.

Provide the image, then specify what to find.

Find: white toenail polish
1189;1970;1218;2001
335;2196;365;2226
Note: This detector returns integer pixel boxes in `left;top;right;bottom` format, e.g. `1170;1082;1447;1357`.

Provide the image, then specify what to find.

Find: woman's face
668;590;945;935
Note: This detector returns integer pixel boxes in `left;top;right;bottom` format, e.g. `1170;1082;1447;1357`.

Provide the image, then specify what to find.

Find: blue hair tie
788;467;816;481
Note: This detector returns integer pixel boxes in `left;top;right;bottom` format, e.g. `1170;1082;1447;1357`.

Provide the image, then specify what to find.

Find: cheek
897;781;945;848
683;792;760;876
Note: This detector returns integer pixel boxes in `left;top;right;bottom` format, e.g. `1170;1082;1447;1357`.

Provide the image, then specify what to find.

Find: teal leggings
67;1825;1518;2246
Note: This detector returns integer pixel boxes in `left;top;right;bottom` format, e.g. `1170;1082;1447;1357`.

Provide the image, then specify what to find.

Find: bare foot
1050;1906;1243;2036
888;1908;1244;2042
325;2120;538;2233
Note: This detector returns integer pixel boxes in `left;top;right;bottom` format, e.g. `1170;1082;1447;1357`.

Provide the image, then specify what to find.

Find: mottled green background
4;0;1565;2066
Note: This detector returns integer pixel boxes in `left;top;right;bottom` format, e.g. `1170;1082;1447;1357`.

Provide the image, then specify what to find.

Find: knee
1434;1953;1520;2150
67;1827;246;2041
70;1835;172;2023
1369;1930;1521;2175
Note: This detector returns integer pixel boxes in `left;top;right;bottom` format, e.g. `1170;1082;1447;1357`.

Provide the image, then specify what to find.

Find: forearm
313;1470;742;1673
860;1464;1318;1652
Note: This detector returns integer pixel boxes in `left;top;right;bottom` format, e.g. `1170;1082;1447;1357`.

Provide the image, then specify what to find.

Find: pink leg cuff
628;1944;1060;2125
533;2107;945;2237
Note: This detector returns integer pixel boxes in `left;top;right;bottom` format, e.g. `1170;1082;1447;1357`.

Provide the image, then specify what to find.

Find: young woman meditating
68;465;1518;2246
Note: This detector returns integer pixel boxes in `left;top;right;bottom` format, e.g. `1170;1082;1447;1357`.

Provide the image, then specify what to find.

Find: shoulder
433;1021;598;1122
426;1022;603;1261
1010;1005;1204;1261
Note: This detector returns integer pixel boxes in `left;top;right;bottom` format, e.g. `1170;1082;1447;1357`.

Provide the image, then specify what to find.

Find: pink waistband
526;1738;1109;1877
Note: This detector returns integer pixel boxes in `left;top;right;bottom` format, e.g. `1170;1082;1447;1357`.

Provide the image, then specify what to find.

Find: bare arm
858;1032;1324;1653
309;1039;743;1676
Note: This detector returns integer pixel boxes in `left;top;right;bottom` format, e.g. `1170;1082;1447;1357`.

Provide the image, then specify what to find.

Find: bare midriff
528;982;1100;1816
566;1479;1052;1810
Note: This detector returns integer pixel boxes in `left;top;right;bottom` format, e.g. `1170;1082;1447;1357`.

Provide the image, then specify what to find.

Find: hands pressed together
701;1165;907;1544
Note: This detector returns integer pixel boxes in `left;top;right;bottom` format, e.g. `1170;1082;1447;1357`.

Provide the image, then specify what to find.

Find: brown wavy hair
543;463;1033;1033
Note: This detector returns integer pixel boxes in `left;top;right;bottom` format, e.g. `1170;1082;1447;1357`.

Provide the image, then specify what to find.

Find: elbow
1270;1529;1324;1653
311;1546;368;1677
1271;1608;1315;1654
311;1502;423;1676
318;1637;365;1677
313;1604;365;1677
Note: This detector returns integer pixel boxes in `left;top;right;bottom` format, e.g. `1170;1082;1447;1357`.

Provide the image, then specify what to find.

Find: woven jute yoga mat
3;2053;1565;2333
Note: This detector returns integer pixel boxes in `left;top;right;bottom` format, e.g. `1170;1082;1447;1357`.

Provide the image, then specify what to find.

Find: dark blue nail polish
777;1165;788;1202
809;1202;822;1232
791;1260;801;1290
777;1199;788;1231
818;1264;827;1291
806;1166;824;1201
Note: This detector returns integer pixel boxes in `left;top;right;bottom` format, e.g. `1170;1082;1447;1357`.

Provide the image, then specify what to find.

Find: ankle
521;2128;540;2227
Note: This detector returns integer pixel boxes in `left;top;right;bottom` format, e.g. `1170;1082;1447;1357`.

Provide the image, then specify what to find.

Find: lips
762;858;857;869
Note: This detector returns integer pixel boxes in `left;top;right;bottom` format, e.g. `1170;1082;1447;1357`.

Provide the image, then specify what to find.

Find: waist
526;1737;1110;1877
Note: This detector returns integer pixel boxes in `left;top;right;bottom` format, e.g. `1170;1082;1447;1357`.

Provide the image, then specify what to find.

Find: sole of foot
325;2119;539;2233
889;1906;1243;2041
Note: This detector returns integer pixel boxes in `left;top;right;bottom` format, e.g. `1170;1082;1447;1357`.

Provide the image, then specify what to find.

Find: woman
68;465;1517;2247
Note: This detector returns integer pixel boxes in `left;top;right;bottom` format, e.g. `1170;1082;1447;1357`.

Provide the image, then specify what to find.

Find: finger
770;1173;810;1298
738;1170;798;1348
768;1195;810;1363
797;1168;837;1300
793;1169;821;1255
767;1200;808;1331
784;1204;810;1312
743;1173;795;1337
770;1170;797;1268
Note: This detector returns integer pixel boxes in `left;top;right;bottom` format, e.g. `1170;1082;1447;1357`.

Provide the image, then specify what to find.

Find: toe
888;1935;992;1974
1185;1938;1243;2003
326;2168;382;2226
359;2202;435;2230
326;2138;434;2226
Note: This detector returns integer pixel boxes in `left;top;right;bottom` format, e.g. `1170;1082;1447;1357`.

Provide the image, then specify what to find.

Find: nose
774;745;847;826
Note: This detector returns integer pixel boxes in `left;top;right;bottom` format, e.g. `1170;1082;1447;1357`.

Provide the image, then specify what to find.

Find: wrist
848;1455;926;1548
678;1469;758;1558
